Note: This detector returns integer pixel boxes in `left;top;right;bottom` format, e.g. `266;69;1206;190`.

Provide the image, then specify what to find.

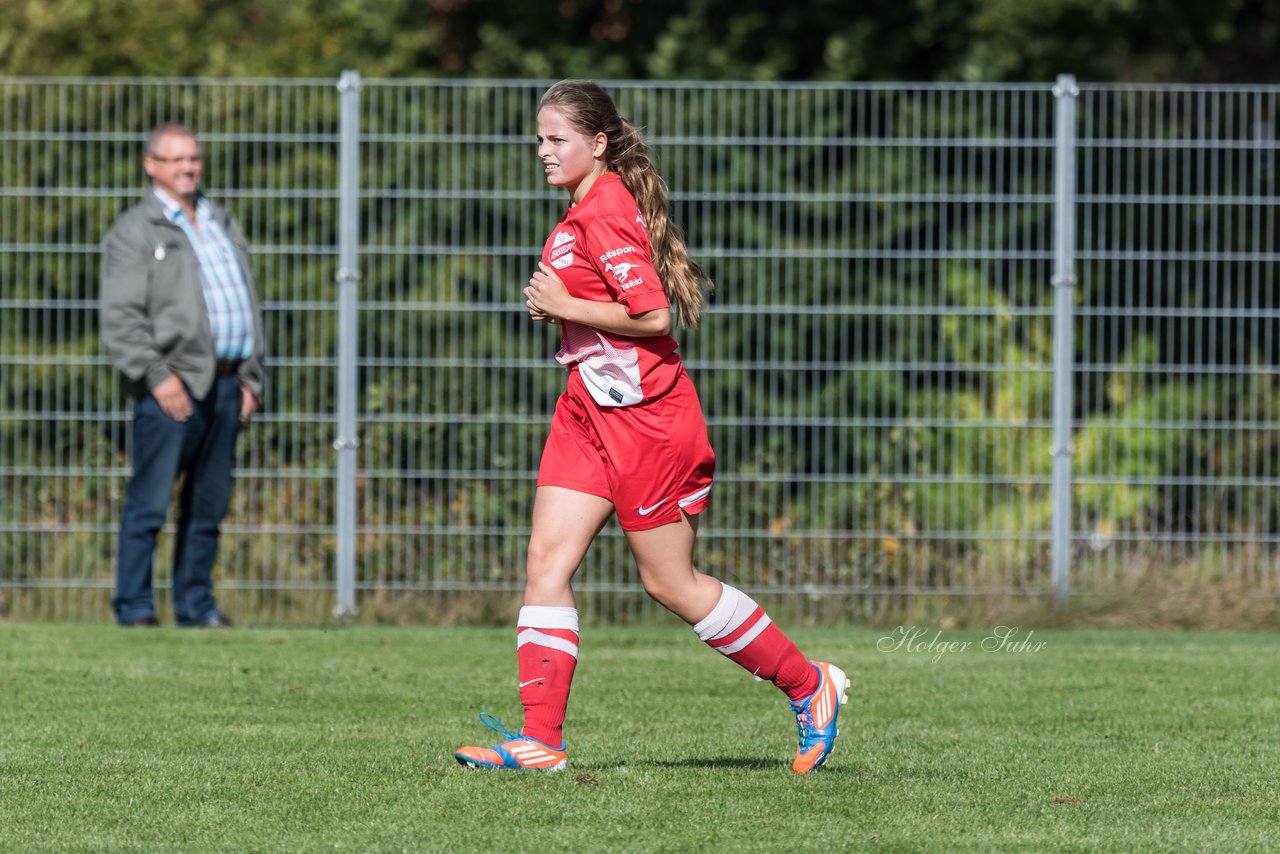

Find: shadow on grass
651;756;779;770
589;756;845;771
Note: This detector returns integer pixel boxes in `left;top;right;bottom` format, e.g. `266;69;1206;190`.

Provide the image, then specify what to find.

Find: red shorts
537;363;715;531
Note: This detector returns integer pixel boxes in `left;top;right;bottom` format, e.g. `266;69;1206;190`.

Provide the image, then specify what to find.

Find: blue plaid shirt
155;190;255;361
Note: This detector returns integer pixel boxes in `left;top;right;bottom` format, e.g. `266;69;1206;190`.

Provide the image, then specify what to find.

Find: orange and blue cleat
790;661;850;774
454;712;568;771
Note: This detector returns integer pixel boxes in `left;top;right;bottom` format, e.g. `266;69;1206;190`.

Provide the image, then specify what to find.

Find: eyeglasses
147;154;203;164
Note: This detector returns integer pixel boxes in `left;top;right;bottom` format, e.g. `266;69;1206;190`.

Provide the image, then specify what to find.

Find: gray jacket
99;193;266;402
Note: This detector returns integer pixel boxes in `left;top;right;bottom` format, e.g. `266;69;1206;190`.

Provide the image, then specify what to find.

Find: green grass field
2;623;1277;852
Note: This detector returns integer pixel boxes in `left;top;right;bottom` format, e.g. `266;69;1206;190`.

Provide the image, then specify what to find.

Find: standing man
100;124;266;628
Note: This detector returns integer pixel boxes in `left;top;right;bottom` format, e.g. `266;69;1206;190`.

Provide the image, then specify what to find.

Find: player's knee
525;538;561;576
638;570;680;609
525;547;573;597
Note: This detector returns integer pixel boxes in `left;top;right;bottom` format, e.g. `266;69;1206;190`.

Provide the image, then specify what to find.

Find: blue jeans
113;375;243;625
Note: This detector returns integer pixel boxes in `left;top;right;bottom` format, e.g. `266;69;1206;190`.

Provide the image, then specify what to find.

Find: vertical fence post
334;70;361;618
1050;74;1079;606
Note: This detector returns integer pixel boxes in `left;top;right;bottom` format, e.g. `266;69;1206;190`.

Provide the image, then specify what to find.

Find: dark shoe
121;615;160;627
200;614;233;629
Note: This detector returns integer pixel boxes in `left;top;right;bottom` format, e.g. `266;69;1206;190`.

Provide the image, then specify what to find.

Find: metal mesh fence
1;78;342;622
1;76;1276;624
1072;85;1280;591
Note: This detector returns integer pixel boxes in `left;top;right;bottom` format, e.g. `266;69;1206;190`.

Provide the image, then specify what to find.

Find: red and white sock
693;583;819;703
516;605;579;748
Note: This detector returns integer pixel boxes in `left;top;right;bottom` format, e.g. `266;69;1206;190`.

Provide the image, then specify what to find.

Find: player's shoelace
793;679;831;747
795;705;816;744
477;711;522;741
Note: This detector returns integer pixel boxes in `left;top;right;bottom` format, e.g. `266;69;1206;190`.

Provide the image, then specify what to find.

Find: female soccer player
454;80;848;774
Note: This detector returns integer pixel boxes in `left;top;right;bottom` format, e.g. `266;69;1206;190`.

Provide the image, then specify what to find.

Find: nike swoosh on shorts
637;498;669;516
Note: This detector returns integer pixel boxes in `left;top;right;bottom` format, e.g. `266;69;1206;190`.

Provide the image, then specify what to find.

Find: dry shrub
359;589;522;626
981;574;1280;631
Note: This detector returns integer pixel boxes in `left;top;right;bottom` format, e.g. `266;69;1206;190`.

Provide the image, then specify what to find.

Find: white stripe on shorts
678;484;713;508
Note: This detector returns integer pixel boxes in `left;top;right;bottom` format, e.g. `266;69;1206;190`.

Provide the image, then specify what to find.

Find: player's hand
528;308;562;325
525;262;571;322
240;385;259;422
152;374;192;421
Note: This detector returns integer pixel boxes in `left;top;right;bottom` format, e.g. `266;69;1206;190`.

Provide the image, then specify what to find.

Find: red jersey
540;171;680;407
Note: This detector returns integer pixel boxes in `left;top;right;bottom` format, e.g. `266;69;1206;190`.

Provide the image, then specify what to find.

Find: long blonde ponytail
539;80;714;327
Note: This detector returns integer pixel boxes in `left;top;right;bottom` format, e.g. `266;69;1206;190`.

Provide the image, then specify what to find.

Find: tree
2;0;1277;82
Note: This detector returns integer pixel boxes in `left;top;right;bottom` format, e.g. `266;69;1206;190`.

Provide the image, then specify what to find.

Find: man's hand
152;374;192;421
240;385;258;422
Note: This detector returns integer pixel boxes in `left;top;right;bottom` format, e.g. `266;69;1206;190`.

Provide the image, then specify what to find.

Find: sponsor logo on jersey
550;231;576;269
599;245;637;262
604;261;637;283
604;261;645;291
